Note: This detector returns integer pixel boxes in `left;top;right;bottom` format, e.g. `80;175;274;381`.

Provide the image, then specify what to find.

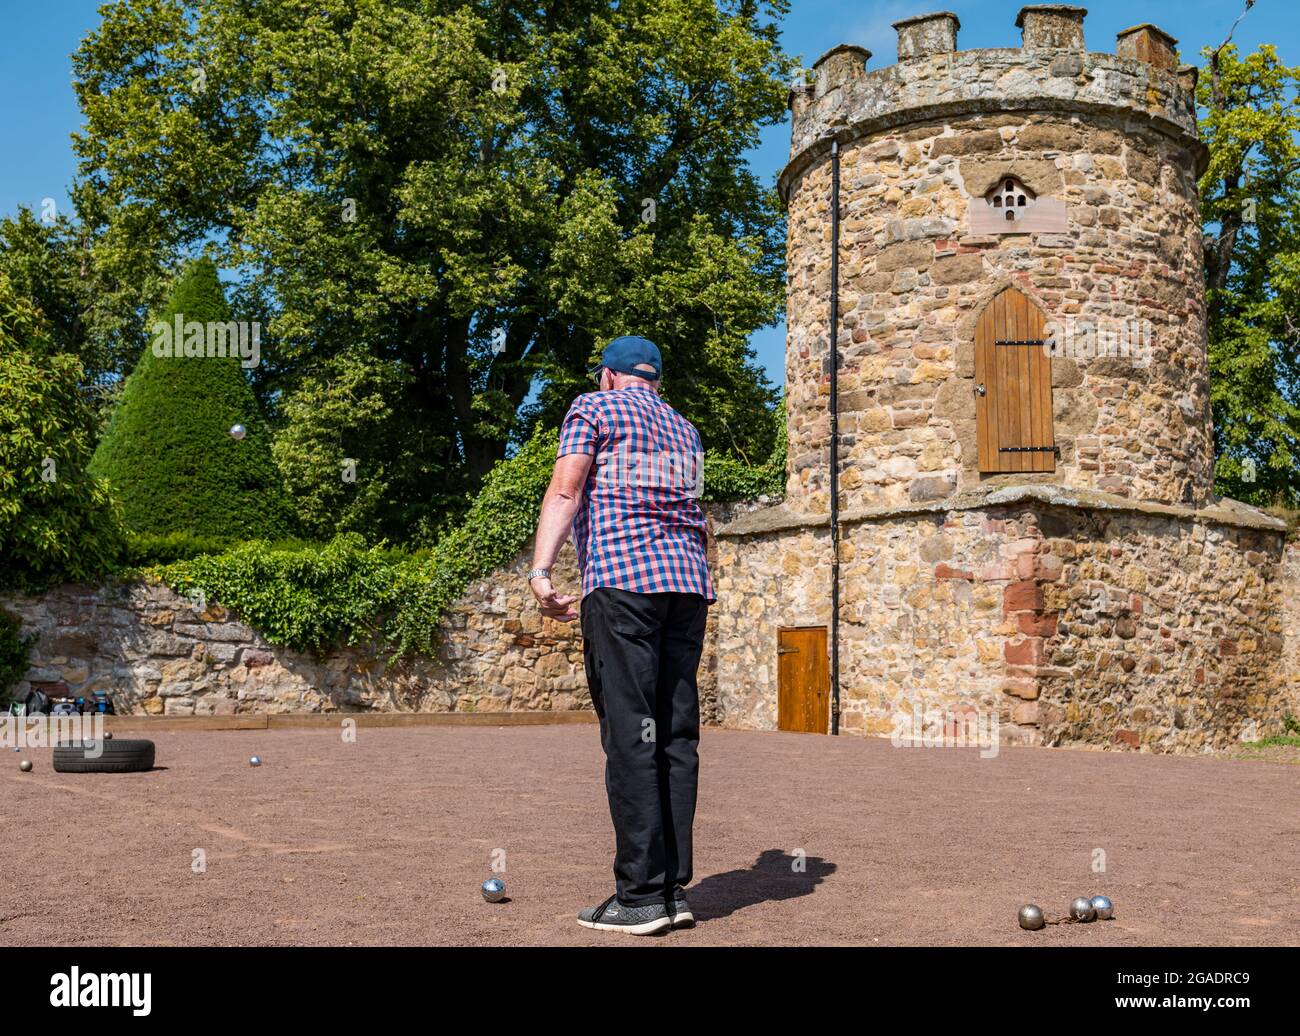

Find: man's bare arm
529;452;593;622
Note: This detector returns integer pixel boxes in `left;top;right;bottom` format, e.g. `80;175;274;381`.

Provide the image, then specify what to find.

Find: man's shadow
688;849;835;922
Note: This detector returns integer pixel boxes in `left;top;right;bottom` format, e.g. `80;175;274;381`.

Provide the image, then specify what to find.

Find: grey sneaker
667;892;695;929
577;894;671;936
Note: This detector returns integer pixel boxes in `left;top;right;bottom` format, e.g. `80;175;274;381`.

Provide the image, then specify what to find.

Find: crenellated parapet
783;7;1203;200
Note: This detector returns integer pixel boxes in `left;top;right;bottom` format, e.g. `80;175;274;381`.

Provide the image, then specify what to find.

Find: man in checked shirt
527;335;713;936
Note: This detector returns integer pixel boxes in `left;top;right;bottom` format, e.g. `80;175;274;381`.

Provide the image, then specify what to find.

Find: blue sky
1;0;1293;385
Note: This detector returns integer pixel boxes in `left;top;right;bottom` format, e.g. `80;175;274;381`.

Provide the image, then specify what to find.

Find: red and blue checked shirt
557;383;714;601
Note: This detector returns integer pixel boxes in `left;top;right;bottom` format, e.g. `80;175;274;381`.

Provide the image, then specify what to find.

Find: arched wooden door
974;287;1056;473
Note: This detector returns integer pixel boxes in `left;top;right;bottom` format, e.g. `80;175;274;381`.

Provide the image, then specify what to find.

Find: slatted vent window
987;177;1036;223
974;287;1056;473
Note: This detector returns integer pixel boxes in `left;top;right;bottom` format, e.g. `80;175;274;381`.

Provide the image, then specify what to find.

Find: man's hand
530;576;578;622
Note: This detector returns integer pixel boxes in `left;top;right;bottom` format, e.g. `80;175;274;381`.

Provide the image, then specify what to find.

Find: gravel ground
2;725;1297;946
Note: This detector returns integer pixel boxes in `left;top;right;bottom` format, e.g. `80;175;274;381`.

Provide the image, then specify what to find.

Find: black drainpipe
828;137;841;736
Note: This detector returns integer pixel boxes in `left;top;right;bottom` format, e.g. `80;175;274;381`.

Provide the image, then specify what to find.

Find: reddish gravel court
1;725;1296;946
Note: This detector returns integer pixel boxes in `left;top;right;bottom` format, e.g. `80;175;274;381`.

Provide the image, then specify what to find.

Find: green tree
0;273;125;591
71;0;792;528
271;349;462;540
1200;42;1300;506
89;258;298;538
0;207;170;412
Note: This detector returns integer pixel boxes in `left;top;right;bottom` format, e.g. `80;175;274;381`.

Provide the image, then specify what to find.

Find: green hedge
89;259;297;540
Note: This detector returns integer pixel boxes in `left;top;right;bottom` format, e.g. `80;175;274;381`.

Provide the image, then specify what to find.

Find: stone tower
710;6;1293;753
781;6;1214;514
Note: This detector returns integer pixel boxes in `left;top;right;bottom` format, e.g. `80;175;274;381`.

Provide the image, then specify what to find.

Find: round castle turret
781;6;1213;514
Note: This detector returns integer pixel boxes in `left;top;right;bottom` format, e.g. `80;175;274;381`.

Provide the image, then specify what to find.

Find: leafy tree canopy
0;272;125;591
72;0;794;535
1199;42;1300;507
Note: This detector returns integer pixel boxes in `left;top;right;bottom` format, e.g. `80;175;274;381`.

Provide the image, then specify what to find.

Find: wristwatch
525;568;551;582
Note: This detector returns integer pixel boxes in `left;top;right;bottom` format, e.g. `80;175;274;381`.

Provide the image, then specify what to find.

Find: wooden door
777;627;829;734
974;287;1056;473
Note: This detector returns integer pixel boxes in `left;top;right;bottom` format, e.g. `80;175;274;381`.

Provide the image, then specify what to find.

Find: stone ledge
77;711;600;733
717;484;1287;537
715;503;830;538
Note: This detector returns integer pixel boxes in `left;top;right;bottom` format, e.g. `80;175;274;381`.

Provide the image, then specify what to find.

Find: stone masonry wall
3;509;738;719
1032;509;1288;751
712;520;833;729
3;543;590;716
783;109;1213;516
1280;543;1300;722
713;491;1290;753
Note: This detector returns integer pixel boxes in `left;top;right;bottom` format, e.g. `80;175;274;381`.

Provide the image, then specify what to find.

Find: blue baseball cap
591;335;663;380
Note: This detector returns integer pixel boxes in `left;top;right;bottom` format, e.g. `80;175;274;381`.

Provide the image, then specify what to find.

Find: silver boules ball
481;878;505;903
1070;896;1097;922
19;760;33;772
249;756;262;767
1090;895;1114;920
229;423;247;441
1018;904;1045;931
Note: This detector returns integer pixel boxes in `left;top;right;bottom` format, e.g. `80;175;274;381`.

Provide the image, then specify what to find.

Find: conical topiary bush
89;259;297;539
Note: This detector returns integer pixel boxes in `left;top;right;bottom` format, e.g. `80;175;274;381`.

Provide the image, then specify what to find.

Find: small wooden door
974;286;1056;473
777;627;829;734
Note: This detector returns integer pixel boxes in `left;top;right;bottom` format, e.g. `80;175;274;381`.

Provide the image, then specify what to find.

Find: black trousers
580;587;710;906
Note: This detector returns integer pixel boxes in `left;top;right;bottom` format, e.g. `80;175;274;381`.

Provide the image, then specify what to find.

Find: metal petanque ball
1018;904;1045;931
249;756;262;767
1090;895;1114;920
19;760;32;772
1070;896;1097;922
229;423;247;441
481;878;506;903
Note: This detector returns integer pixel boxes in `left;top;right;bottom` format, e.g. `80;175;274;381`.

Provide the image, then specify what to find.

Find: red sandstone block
1004;638;1045;665
999;537;1039;560
1219;638;1238;656
934;563;974;581
976;561;1014;581
982;519;1006;535
1037;555;1064;581
1003;580;1044;614
1195;667;1205;684
1015;553;1037;580
1001;678;1039;700
1130;594;1143;616
1018;613;1058;637
1011;701;1039;725
1113;729;1140;749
